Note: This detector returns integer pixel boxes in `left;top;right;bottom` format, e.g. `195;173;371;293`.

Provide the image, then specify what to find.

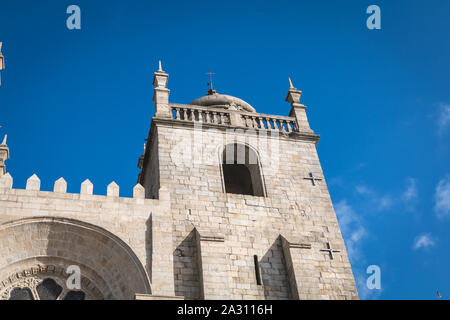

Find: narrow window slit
254;255;262;285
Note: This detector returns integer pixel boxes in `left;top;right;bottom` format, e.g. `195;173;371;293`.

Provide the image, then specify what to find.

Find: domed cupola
189;89;256;113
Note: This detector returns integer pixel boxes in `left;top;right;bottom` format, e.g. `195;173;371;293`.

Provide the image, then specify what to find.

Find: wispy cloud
378;195;393;210
434;175;450;219
334;200;367;259
355;185;374;196
437;103;450;134
355;184;393;211
413;233;436;250
402;178;418;211
402;178;418;201
355;178;419;213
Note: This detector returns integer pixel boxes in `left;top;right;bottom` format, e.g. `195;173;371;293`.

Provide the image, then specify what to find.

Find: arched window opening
9;288;33;300
222;144;264;197
36;278;63;300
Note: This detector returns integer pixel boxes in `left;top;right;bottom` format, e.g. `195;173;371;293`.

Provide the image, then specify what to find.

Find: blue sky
1;0;450;300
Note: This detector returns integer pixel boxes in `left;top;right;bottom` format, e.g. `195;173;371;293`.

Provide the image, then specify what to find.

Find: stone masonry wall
0;174;175;299
144;120;358;300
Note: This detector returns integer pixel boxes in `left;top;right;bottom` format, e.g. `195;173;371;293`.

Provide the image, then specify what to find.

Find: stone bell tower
138;63;358;300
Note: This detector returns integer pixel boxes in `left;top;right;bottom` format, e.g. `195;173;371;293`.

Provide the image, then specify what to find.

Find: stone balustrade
171;104;231;125
240;112;298;133
170;104;299;133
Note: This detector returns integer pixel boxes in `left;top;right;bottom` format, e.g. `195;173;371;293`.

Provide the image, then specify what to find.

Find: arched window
221;143;265;197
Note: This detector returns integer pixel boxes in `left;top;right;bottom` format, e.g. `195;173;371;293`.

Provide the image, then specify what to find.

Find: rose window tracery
0;264;98;300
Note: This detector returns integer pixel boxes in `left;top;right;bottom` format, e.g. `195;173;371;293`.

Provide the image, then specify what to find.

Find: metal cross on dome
206;70;216;91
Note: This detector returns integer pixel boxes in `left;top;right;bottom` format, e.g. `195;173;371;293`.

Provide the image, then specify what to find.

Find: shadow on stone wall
173;229;200;299
260;236;292;300
145;215;152;282
143;133;160;199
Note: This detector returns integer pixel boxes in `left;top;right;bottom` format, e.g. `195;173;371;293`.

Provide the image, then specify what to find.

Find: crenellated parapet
0;173;148;200
0;172;177;298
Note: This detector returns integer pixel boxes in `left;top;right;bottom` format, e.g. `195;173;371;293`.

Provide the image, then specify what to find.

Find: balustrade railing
241;113;297;133
171;105;231;125
170;104;298;132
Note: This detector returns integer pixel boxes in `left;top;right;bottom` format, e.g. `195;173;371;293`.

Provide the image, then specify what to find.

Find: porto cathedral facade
0;63;358;300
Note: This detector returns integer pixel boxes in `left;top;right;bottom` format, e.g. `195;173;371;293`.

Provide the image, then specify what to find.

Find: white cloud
350;227;367;242
355;179;418;213
413;234;436;250
334;200;367;259
378;195;393;210
437;103;450;134
434;175;450;219
355;184;393;211
402;178;418;211
334;199;357;231
402;178;418;202
355;185;374;196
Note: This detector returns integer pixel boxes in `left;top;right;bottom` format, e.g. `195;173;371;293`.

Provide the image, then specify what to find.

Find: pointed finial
285;77;302;105
2;134;7;145
288;77;294;89
153;60;168;88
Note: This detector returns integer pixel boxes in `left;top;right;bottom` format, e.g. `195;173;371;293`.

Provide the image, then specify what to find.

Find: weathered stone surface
80;179;93;195
0;186;171;299
53;177;67;193
133;183;145;199
26;174;40;191
136;67;357;300
0;173;12;189
107;181;119;197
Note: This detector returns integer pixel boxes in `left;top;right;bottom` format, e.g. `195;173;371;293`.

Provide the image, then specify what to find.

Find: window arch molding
218;142;267;197
1;264;92;300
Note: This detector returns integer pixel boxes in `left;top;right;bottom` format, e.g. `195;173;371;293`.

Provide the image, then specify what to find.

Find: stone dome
189;89;256;113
